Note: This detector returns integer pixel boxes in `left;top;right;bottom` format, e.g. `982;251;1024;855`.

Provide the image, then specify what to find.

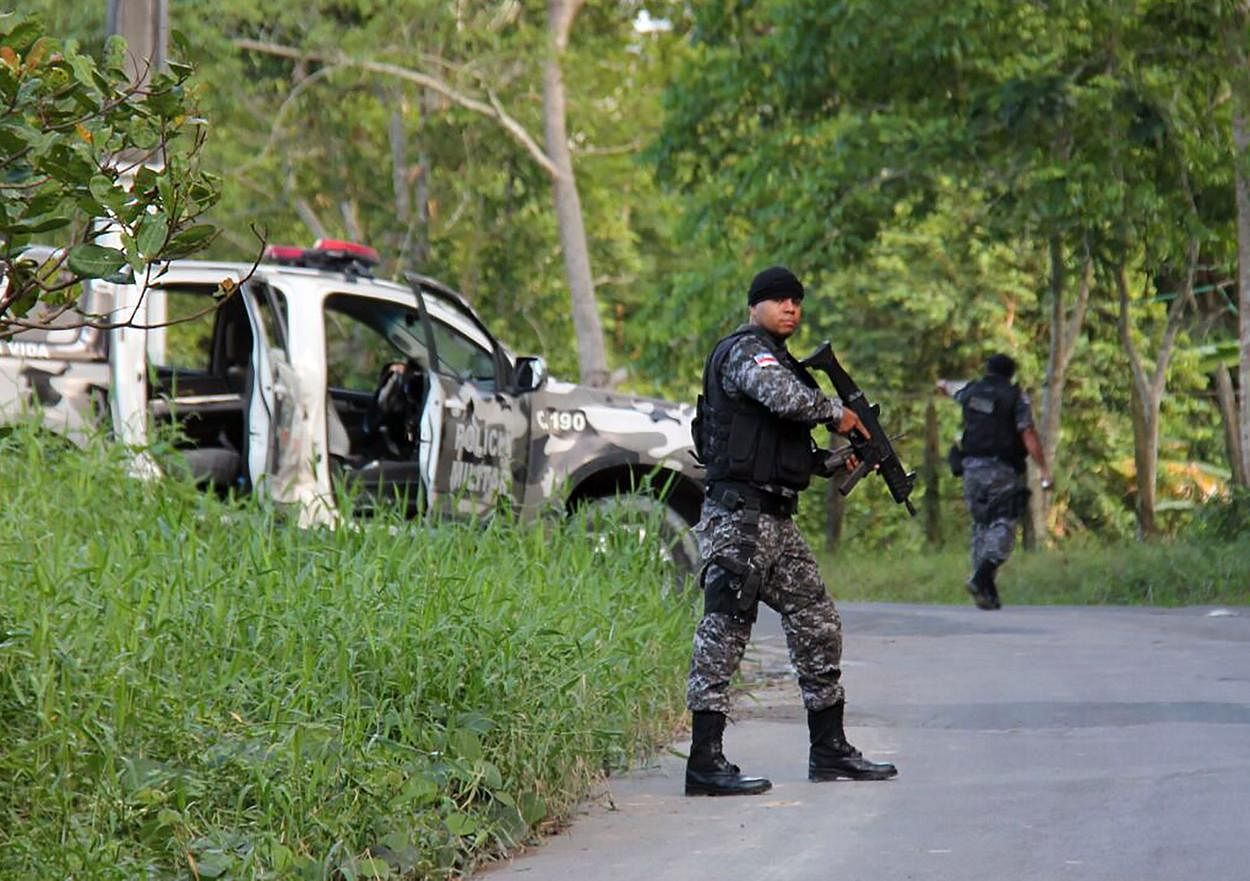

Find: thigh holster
699;505;763;622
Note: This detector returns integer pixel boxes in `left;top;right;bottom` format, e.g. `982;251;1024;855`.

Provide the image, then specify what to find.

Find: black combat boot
965;560;1001;610
808;702;898;782
685;711;772;796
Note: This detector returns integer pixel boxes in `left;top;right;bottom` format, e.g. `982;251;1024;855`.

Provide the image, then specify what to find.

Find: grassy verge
825;539;1250;607
0;424;698;880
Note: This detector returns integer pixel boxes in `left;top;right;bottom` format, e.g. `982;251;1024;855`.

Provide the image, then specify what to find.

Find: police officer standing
685;266;898;797
937;354;1053;610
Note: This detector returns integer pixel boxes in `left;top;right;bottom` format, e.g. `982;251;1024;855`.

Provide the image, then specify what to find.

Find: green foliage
127;0;688;383
0;420;696;880
1190;488;1250;543
645;0;1250;540
647;0;1231;302
18;1;1250;545
0;13;220;336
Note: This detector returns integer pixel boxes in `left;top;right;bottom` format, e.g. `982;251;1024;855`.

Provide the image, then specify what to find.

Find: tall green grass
0;423;698;880
826;538;1250;607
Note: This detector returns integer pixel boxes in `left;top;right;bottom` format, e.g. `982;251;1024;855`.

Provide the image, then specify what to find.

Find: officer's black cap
748;266;804;306
987;353;1017;378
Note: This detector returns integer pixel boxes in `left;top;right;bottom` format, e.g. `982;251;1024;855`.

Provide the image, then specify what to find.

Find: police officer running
685;266;898;797
937;354;1053;610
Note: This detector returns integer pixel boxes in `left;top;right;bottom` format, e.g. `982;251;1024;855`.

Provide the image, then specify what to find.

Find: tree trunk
545;0;610;387
1115;253;1195;540
923;398;941;545
392;91;432;272
412;144;431;266
1234;107;1250;488
389;105;410;227
1128;383;1158;538
1031;238;1091;542
1214;365;1246;487
1222;4;1250;491
825;477;846;552
339;199;362;242
292;193;329;240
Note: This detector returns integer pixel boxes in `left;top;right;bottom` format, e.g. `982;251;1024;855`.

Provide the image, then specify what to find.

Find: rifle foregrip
837;459;871;496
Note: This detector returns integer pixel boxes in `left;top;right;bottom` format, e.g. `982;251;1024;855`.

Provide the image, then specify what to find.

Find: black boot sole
809;765;898;782
685;779;773;796
965;580;997;610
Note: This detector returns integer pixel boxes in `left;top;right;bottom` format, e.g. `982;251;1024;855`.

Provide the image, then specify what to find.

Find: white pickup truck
0;240;703;569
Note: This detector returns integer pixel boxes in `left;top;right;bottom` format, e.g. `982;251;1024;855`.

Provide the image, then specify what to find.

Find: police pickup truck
0;240;703;570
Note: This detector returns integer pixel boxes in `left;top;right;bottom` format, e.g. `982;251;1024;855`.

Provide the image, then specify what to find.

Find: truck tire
580;493;700;584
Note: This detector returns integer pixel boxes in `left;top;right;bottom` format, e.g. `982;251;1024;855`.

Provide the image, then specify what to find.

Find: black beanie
986;353;1017;378
748;266;804;306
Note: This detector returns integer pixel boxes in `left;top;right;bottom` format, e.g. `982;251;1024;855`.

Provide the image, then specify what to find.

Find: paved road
475;602;1250;881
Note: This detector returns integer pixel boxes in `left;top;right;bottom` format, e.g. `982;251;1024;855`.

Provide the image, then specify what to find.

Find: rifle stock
801;341;917;517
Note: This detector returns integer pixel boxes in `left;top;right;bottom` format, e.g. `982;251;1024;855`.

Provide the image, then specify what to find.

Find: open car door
407;277;531;519
105;278;160;479
240;279;337;525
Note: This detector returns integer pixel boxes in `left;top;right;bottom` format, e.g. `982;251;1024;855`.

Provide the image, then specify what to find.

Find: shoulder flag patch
753;352;779;368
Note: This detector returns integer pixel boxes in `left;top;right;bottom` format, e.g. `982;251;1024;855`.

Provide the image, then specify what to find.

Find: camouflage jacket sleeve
722;334;841;424
1014;389;1036;432
944;378;973;399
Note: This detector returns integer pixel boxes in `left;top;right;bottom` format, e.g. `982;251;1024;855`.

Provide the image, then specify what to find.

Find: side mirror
514;355;548;393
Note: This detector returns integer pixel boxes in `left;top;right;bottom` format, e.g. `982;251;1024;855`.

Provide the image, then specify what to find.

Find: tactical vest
959;375;1027;471
694;325;818;490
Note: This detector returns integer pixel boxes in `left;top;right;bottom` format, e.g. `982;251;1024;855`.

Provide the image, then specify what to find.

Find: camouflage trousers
686;498;845;715
962;457;1029;573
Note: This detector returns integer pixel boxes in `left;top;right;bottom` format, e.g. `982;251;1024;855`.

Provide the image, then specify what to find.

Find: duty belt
707;481;797;518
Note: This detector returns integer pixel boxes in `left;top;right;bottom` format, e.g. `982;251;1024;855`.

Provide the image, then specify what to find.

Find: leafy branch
0;16;223;338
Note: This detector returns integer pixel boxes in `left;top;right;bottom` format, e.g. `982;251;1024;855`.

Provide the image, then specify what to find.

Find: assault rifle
801;342;917;516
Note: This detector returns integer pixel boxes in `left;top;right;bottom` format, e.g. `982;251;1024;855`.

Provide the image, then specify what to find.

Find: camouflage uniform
961;457;1028;572
954;384;1036;572
687;331;847;715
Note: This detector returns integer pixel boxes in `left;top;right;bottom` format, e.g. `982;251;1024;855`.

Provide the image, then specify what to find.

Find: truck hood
527;377;699;472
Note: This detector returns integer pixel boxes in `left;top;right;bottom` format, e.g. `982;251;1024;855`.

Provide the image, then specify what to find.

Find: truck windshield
324;293;497;390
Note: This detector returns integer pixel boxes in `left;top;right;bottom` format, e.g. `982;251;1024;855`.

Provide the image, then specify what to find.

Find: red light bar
263;245;306;263
312;239;380;265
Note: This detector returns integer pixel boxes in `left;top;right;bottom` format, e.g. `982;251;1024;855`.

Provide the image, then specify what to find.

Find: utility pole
105;0;167;86
103;0;170;463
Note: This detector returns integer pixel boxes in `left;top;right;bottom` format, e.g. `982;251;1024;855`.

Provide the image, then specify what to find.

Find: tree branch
549;0;586;51
233;39;562;180
575;139;645;157
1061;251;1092;378
1150;237;1199;401
233;61;345;177
1116;263;1148;401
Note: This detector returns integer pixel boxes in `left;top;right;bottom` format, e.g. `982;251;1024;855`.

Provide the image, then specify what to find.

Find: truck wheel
580;493;700;583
